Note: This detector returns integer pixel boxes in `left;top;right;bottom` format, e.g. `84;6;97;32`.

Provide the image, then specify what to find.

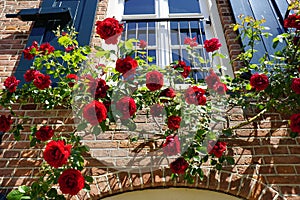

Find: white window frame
106;0;233;78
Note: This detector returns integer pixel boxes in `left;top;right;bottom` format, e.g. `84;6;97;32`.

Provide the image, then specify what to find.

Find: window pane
124;0;155;15
170;21;205;45
168;0;200;13
122;22;156;46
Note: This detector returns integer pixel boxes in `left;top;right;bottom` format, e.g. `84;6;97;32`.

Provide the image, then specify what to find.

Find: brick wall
1;0;300;200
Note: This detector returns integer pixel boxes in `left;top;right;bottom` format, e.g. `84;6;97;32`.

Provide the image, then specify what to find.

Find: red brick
276;166;295;174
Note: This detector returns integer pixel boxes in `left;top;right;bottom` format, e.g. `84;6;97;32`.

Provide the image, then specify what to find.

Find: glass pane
124;0;155;15
122;22;156;46
170;21;205;45
168;0;200;13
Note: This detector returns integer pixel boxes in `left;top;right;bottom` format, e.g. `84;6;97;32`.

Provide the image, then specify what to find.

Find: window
14;0;98;84
107;0;233;79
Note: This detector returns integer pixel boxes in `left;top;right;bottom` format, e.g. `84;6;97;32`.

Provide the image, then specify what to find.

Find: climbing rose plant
1;4;300;199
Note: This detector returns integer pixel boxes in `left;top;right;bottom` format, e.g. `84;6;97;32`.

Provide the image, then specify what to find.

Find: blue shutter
14;0;98;84
230;0;288;63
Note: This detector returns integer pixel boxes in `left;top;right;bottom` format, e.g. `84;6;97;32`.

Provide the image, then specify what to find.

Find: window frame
106;0;233;78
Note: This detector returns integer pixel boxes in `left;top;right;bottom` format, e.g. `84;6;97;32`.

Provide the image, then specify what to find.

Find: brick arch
82;164;285;200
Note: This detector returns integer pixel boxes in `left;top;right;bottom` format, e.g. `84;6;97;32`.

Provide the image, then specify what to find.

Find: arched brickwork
1;0;300;200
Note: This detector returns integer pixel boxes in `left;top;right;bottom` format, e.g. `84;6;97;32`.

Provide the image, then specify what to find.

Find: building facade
0;0;299;200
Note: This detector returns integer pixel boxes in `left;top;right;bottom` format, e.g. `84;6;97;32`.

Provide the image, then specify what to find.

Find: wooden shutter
229;0;288;62
14;0;98;84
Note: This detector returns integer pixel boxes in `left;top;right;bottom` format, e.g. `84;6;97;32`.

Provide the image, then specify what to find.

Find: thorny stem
223;108;267;133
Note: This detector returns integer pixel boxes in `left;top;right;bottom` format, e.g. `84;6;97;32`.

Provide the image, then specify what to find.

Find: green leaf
77;123;87;131
246;83;252;90
47;188;58;198
85;176;93;183
7;190;24;200
92;126;102;135
18;185;30;194
290;131;298;138
216;163;222;170
226;156;235;165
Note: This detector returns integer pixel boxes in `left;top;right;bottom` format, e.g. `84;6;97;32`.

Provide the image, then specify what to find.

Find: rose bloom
167;116;181;130
88;78;109;99
290;113;300;133
23;41;38;60
35;126;54;141
184;37;198;47
160;87;176;99
83;100;107;126
95;17;123;44
24;69;39;82
250;73;269;91
139;40;147;49
39;42;55;55
58;168;85;195
205;69;220;89
204;38;222;52
162;135;181;156
116;56;138;75
213;82;228;95
150;104;164;117
291;78;300;94
65;45;74;52
173;61;191;78
207;140;227;158
146;70;164;91
170;157;189;174
185;86;206;105
0;115;12;132
4;76;20;93
284;14;300;29
43;140;72;168
66;74;78;87
116;96;137;119
33;73;51;90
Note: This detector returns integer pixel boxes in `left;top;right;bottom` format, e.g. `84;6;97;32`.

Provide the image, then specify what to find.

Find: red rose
290;113;300;133
0;115;13;132
204;38;222;52
205;69;220;89
65;45;74;52
23;41;38;60
4;76;20;93
146;70;164;91
66;74;78;87
291;78;300;94
162;135;181;156
35;126;54;141
170;157;188;174
167;116;181;130
184;37;198;47
116;56;138;75
88;78;109;99
213;82;228;95
116;96;137;119
39;42;55;55
150;104;164;117
33;73;51;90
160;87;176;99
173;61;191;78
207;140;227;158
139;40;147;49
95;17;123;44
184;86;206;105
24;69;39;82
250;73;269;91
43;140;72;168
83;100;107;126
284;14;300;29
58;169;85;195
